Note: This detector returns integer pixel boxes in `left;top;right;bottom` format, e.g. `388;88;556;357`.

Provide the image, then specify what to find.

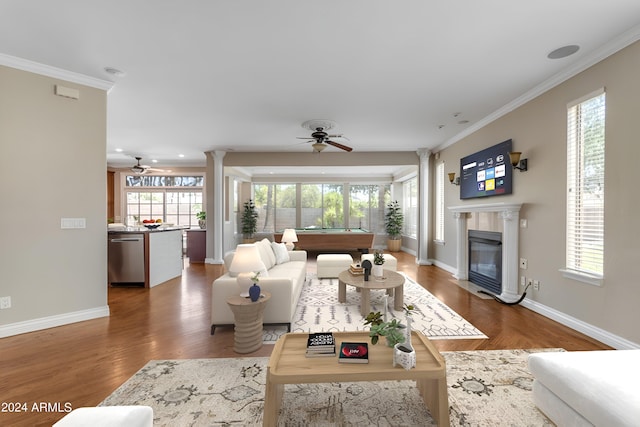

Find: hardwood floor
1;251;609;426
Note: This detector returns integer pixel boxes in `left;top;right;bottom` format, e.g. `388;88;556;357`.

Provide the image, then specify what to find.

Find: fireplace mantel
448;202;522;303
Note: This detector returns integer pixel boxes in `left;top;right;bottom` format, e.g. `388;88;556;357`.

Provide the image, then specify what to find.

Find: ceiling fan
130;157;166;174
297;120;353;153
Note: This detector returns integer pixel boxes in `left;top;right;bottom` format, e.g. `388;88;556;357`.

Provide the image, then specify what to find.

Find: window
434;162;445;242
125;175;203;227
254;182;390;231
253;184;297;233
563;89;605;285
402;177;418;238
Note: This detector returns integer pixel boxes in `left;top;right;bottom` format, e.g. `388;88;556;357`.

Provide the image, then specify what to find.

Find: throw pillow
271;241;290;264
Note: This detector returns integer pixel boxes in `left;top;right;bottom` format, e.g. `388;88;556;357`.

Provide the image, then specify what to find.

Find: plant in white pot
196;211;206;229
372;250;385;279
384;200;403;252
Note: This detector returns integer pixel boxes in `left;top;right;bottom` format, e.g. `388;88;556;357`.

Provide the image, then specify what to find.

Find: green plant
373;250;385;265
196;211;206;220
384;200;403;239
251;271;260;283
364;304;415;346
241;199;258;237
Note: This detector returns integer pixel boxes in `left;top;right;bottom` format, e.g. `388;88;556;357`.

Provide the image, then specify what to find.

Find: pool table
274;228;374;253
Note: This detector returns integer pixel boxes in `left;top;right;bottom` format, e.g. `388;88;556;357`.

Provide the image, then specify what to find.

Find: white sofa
211;238;307;334
528;350;640;426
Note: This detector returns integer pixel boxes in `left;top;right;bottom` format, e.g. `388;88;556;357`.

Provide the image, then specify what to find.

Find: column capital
416;148;432;162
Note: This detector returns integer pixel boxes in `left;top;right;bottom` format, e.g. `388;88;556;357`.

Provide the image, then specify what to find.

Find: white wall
432;40;640;347
0;65;108;336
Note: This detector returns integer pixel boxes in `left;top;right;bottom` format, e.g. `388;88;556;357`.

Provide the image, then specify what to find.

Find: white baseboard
521;299;639;350
0;306;110;338
205;257;223;264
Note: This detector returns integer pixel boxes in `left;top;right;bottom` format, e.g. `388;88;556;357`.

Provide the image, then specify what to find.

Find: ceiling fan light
312;142;327;152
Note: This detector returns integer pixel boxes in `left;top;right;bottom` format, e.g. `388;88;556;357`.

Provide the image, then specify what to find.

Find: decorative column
453;211;468;280
416;148;432;265
499;207;520;303
205;150;226;264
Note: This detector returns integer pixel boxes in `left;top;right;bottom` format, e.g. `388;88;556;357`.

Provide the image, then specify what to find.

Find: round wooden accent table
338;269;405;316
226;291;271;354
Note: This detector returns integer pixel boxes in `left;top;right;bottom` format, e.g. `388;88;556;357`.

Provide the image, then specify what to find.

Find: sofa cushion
271;241;290;264
528;350;640;427
255;238;276;270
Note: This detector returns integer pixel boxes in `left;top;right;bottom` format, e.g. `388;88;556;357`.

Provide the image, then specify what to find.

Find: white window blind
565;89;605;282
435;162;445;241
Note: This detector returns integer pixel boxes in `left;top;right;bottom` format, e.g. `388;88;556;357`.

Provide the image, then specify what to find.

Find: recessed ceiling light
458;120;470;125
438;124;445;129
115;148;123;152
104;67;126;77
178;154;185;158
151;159;158;163
547;45;580;59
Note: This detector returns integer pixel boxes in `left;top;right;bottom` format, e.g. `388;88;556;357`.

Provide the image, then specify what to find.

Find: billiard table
274;228;374;253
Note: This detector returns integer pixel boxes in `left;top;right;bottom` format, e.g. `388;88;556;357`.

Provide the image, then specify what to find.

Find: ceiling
1;1;639;172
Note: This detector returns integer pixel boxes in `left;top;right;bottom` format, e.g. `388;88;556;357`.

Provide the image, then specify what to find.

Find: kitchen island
108;226;187;288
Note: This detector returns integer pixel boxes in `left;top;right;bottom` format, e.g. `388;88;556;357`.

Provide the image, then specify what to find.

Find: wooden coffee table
263;331;449;426
338;269;405;316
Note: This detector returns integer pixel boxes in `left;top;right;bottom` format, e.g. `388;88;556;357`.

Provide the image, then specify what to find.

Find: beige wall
0;66;108;333
433;41;640;346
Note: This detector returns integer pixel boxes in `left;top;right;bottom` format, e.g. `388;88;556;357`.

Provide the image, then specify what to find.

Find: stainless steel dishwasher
108;233;145;286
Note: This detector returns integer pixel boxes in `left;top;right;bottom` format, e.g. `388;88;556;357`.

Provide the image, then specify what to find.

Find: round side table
226;291;271;354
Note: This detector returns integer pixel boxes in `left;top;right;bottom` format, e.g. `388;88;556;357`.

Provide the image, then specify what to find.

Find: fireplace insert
468;230;502;294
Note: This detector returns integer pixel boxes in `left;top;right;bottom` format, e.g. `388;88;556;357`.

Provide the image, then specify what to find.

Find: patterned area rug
100;349;560;426
263;273;487;343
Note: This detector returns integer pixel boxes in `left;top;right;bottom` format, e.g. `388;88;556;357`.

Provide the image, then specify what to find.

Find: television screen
459;139;513;199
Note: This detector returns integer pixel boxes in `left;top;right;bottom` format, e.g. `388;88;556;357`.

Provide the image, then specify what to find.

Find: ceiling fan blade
296;137;315;140
326;140;353;152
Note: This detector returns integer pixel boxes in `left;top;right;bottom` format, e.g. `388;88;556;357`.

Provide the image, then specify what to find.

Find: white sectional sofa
211;238;307;334
528;349;640;426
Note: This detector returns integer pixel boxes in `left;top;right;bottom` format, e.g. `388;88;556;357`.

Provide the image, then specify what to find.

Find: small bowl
143;223;161;229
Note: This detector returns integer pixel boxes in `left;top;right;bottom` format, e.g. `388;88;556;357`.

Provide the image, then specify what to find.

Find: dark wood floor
1;251;609;426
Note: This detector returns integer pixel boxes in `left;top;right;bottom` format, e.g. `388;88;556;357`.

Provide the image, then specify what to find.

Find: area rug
100;348;560;426
263;273;487;343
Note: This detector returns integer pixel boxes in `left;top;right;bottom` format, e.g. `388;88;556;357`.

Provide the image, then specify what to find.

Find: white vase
393;342;416;370
372;264;384;279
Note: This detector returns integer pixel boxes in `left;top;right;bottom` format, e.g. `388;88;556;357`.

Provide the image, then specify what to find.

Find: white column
453;211;468;280
416;148;432;265
205;150;225;264
499;207;520;303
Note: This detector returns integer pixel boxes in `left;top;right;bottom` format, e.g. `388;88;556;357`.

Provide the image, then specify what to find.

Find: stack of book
338;342;369;364
349;263;364;275
305;332;336;357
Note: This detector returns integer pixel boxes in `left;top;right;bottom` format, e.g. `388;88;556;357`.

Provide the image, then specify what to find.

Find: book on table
338;342;369;364
349;263;364;275
306;332;336;357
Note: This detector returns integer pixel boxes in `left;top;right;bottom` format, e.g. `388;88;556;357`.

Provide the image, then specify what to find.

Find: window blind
566;89;605;278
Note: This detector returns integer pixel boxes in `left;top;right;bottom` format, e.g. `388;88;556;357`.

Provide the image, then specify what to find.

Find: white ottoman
317;254;353;278
361;253;397;271
53;406;153;427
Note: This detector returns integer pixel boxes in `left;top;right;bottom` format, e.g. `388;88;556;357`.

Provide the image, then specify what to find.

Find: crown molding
438;23;640;151
0;53;114;91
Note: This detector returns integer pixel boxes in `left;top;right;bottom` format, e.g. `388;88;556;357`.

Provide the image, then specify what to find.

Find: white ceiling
1;1;639;172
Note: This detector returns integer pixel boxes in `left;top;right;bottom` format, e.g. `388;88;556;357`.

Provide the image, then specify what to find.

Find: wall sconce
509;152;528;172
448;172;460;185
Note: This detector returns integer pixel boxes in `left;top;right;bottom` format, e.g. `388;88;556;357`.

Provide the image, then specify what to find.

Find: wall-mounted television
459;139;513;199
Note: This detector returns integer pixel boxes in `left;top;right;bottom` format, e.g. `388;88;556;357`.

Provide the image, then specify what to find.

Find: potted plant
196;211;206;229
372;250;385;278
241;199;258;243
384;200;403;252
364;304;415;347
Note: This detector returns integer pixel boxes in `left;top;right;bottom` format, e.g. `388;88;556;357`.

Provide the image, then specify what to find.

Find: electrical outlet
0;296;11;309
520;276;526;287
520;219;528;228
533;280;540;291
519;258;528;269
527;279;533;289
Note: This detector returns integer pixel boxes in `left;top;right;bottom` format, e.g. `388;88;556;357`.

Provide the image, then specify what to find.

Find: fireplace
448;203;521;303
468;230;502;294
